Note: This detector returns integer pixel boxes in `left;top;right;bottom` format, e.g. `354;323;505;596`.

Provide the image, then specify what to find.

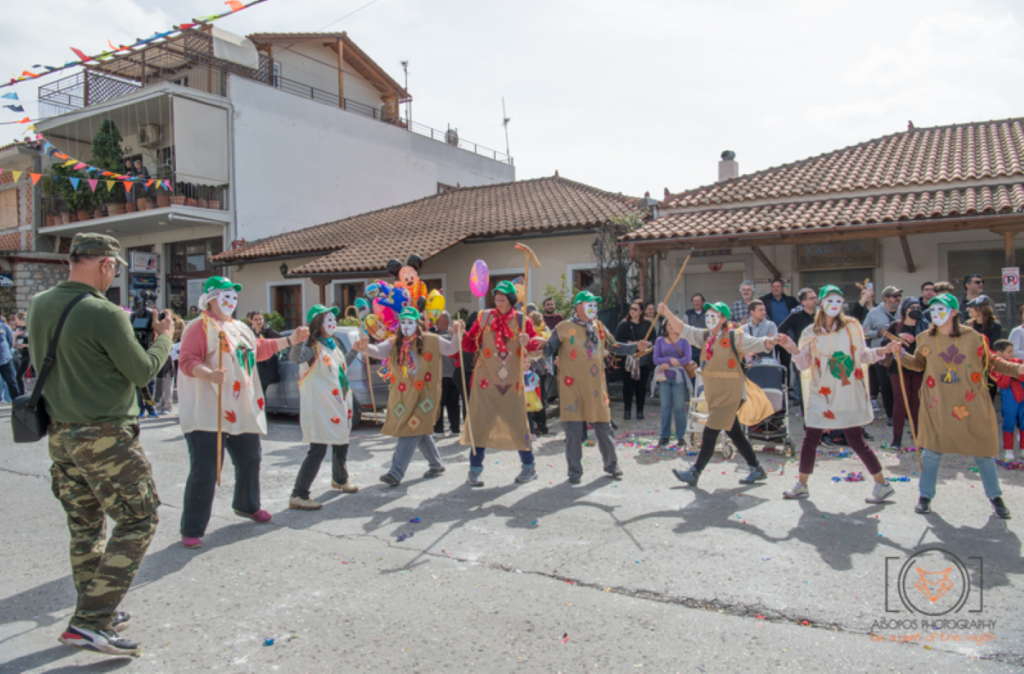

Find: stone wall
12;259;67;310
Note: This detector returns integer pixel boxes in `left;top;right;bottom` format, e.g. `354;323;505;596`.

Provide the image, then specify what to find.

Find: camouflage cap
68;233;127;265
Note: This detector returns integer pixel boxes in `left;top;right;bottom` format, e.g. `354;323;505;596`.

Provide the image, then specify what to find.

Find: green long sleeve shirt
28;281;172;426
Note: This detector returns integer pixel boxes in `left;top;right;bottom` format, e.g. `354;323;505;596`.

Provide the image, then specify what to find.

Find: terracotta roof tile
213;176;642;274
626;183;1024;243
662;118;1024;208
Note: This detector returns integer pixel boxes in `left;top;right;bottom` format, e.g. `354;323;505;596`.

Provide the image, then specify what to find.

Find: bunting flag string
0;0;269;90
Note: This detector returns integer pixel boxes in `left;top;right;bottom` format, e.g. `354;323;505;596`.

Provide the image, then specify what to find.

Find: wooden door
274;285;302;330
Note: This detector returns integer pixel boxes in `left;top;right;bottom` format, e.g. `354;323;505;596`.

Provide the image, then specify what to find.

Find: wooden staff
516;243;541;447
884;330;922;471
634;247;696;358
347;307;377;424
217;330;227;486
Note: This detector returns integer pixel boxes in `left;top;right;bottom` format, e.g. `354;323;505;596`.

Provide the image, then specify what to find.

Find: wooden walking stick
884;331;923;472
216;330;227;486
347;306;377;423
515;242;541;445
642;247;695;345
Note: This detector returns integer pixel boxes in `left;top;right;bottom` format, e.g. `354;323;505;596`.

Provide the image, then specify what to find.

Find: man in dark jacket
759;279;799;328
778;287;818;411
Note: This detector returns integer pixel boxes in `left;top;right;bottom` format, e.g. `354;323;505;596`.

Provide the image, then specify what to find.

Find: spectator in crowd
652;320;692;447
616;300;653;420
962;273;985;308
527;310;552;436
188;305;199;317
966;295;1003;402
644;301;664;337
731;280;756;325
863;285;902;422
13;310;29;394
779;288;817;408
133;159;151;196
1010;305;1024;360
881;296;925;449
992;339;1023;462
685;293;707;328
918;281;936;327
742;299;778;339
248;311;283;398
431;311;462;436
0;315;23;401
760;279;798;328
541;297;563;332
850;284;874;323
123;158;137;203
29;233;172;655
155;310;185;414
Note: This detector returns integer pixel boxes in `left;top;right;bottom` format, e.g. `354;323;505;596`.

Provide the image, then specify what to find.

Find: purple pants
799;426;882;475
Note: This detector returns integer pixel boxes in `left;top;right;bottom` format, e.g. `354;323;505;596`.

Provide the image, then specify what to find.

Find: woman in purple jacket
653;321;693;446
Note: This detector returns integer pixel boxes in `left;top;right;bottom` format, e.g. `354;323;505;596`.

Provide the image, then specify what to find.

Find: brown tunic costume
379;333;444;438
899;325;1019;457
679;324;773;431
553;319;617;424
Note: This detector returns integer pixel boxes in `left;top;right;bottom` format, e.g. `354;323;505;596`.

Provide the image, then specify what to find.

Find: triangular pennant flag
73;162;86;170
70;47;91;62
69;177;80;190
29;173;42;185
0;92;18;100
17;117;29;123
0;168;4;176
123;180;134;193
20;71;40;79
11;170;22;182
86;166;98;173
87;179;98;192
2;105;24;112
106;180;116;191
145;179;154;187
226;1;245;11
62;160;76;167
163;180;171;191
54;152;68;160
179;23;197;29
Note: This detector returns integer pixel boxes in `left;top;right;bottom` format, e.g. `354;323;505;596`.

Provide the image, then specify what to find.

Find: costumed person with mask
177;277;309;548
358;307;463;486
880;296;926;450
658;300;784;486
893;294;1024;519
459;280;545;486
288;305;360;510
775;286;896;503
543;291;649;484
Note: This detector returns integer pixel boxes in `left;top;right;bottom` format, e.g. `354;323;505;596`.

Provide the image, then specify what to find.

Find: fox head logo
914;566;954;603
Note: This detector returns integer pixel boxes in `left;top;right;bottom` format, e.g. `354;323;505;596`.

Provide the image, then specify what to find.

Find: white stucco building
30;28;514;315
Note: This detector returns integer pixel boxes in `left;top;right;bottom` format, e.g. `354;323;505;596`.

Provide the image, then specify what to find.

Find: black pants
694;418;759;473
14;354;30;394
434;377;461;433
292;443;349;498
872;363;894;417
0;360;21;399
530;373;550;433
180;431;262;538
622;366;652;414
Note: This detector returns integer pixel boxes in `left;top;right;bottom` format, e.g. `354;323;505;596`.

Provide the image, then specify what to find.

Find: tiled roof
213;176;642;274
662;118;1024;209
625;183;1024;242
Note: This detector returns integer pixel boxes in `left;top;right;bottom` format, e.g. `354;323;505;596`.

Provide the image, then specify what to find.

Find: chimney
718;150;738;182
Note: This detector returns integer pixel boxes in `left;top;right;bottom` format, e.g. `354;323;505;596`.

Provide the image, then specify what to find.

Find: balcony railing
40;172;228;228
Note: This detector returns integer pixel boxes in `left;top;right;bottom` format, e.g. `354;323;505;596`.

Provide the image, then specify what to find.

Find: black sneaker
423;467;446;478
991;497;1011;519
623;410;631;420
658;437;670;446
739;464;768;484
636;411;645;420
568;474;582;484
862;429;874;441
379;473;400;487
672;467;700;485
111;611;132;632
820;436;837;449
914;497;932;515
605;467;624;479
59;625;140;655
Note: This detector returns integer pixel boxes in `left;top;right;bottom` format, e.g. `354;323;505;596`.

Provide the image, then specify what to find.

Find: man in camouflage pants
29;233;172;656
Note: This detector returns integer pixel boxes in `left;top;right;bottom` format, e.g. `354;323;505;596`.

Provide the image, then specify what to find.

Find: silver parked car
263;326;389;426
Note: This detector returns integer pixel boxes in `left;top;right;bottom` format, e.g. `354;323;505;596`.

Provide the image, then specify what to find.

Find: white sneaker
1004;450;1015;462
289;496;322;510
866;481;895;504
783;480;809;499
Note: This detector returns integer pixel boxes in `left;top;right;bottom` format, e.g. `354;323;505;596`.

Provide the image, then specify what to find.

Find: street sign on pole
1004;267;1021;292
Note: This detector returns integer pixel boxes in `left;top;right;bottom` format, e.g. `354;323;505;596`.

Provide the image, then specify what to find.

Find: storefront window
948;247;1023;319
800;269;875;308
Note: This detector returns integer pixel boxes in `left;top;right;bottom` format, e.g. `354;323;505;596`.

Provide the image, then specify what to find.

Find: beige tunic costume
795;319;879;430
298;340;353;445
179;314;266;435
679;324;772;431
553;319;617;424
899;325;1019;457
458;310;535;451
370;333;445;438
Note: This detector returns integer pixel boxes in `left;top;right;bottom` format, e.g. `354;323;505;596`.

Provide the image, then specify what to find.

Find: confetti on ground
562;633;570;644
409;517;421;523
530;520;538;525
397;532;414;542
264;638;274;646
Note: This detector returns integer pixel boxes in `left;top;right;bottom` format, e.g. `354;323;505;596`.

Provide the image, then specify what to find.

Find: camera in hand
131;291;157;349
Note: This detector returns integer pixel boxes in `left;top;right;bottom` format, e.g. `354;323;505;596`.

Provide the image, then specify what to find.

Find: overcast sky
3;0;1022;197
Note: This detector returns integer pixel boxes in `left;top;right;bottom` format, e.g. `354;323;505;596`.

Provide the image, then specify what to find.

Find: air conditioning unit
138;124;162;148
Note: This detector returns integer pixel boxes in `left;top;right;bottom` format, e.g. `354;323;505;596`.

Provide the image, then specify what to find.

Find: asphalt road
1;404;1022;672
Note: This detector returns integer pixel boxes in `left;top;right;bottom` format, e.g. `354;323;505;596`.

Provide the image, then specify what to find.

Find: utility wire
319;0;383;31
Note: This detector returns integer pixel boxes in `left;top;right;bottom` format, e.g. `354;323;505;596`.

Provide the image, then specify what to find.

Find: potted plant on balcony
88;119;129;218
39;172;60;227
156;183;171;208
49;161;92;222
206;183;227;210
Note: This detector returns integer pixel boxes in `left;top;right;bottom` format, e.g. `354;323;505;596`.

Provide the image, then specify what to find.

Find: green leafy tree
543;273;574;318
263;311;286;333
89;120;127;205
49;161;94;213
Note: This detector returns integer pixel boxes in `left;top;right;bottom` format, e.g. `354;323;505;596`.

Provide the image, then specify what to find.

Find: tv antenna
502;97;511;159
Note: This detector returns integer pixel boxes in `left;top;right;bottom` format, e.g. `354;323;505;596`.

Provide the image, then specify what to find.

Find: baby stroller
744;355;794;455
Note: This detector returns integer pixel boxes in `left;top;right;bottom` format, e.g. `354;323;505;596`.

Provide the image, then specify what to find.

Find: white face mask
400;318;418;337
323;313;337;333
931;306;952;327
582;302;598;320
823;296;844;317
705;311;720;330
217;290;238;316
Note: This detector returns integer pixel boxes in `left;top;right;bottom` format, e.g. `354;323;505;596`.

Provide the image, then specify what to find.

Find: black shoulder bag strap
27;292;91;411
